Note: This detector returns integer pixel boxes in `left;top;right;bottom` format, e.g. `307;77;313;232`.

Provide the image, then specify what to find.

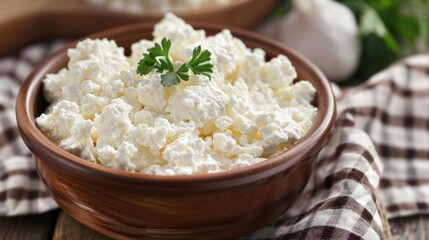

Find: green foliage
337;0;429;85
270;0;293;18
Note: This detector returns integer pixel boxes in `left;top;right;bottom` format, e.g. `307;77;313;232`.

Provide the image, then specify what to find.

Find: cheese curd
36;13;318;175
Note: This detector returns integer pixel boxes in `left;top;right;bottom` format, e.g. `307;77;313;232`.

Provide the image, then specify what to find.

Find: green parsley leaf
186;46;214;79
136;37;213;87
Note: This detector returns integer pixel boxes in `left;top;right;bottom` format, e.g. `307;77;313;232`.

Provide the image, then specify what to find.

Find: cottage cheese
36;13;318;175
82;0;230;13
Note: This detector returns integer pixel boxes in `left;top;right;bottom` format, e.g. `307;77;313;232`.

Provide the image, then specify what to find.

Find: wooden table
0;209;426;239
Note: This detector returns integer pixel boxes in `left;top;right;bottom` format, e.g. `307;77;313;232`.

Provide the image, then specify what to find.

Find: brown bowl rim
16;21;336;184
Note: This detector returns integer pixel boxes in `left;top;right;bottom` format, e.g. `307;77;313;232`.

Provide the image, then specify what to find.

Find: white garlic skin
277;0;361;81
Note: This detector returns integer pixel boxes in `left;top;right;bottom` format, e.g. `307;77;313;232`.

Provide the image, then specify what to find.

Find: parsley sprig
137;38;213;87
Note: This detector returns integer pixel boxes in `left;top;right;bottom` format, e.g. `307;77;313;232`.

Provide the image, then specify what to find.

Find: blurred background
265;0;429;85
0;0;428;85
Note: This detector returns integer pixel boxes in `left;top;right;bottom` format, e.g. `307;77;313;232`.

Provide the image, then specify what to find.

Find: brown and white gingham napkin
339;55;429;220
1;41;428;239
0;41;66;216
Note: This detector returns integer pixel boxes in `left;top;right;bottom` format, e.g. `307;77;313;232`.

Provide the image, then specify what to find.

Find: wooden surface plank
53;210;429;240
1;208;428;239
0;210;58;240
53;211;111;240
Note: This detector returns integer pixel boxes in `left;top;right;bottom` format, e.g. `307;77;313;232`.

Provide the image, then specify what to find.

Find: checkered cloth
1;41;428;239
0;41;66;216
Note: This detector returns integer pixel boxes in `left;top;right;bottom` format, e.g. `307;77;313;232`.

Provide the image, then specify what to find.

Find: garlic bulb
268;0;361;81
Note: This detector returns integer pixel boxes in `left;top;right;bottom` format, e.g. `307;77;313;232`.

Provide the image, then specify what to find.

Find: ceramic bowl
0;0;276;55
16;22;336;239
80;0;278;29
